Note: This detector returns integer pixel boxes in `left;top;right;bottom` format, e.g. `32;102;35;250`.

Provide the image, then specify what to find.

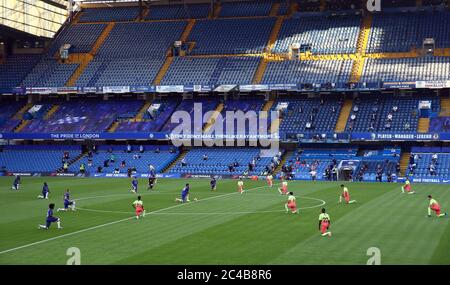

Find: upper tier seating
21;59;78;87
47;24;107;55
219;0;272;17
272;14;361;54
361;57;450;83
145;4;210;20
161;57;259;85
367;9;450;53
262;59;353;84
0;55;40;91
187;18;275;55
78;7;140;22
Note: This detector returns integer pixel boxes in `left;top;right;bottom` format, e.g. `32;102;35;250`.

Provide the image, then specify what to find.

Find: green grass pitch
0;177;449;265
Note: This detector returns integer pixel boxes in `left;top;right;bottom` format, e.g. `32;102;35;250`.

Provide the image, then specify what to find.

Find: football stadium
0;0;449;267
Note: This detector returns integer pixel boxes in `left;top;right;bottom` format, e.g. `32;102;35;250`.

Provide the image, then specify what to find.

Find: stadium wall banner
397;177;450;184
350;132;450;141
382;82;416;89
156;85;184;93
102;86;130;93
89;173;181;179
415;80;450;89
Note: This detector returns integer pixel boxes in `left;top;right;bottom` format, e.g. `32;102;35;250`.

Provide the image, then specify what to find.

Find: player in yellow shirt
427;195;447;218
339;184;357;204
285;192;299;214
132;196;145;219
318;208;332;237
237;179;244;194
401;178;415;194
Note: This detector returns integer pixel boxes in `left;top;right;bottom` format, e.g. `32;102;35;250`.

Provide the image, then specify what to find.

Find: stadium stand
272;13;361;54
367;8;450;53
262;59;353;84
0;101;27;132
361;57;450;83
0;145;81;172
345;95;440;133
0;55;40;92
167;148;275;176
20;100;143;133
187;18;275;55
161;57;260;85
406;147;450;180
77;7;140;22
145;4;211;20
68;145;179;174
219;0;273;17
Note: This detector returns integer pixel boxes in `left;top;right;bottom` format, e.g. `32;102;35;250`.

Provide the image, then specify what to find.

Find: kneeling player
319;208;332;237
38;203;62;230
176;184;191;203
427;195;448;218
402;178;415;194
57;190;76;212
38;182;50;199
285;192;299;214
11;175;21;191
278;180;288;195
131;177;138;193
132;196;146;219
237;179;244;194
147;168;156;190
266;174;273;188
339;184;357;204
210;177;217;191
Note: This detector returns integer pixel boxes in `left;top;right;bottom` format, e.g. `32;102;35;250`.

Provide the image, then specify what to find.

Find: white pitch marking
0;183;277;255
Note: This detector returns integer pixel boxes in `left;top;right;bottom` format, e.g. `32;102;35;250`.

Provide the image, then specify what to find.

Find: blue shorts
46;217;58;228
181;194;188;202
64;201;73;209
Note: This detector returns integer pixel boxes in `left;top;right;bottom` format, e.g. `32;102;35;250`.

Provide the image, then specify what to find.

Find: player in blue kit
131;177;138;193
11;175;20;191
210;177;217;191
57;189;76;212
175;183;197;203
148;167;156;190
37;182;50;199
38;203;62;230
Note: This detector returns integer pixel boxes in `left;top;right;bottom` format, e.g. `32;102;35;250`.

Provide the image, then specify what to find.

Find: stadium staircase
269;2;280;16
350;14;372;82
203;103;224;132
439;97;450;116
13;103;32;120
262;100;274;112
44;105;59;120
288;2;299;16
138;7;149;21
14;120;30;133
399;152;410;176
135;101;152;121
65;22;115;87
253;16;284;84
163;150;188;173
335;99;352;132
274;150;292;175
56;152;87;173
212;3;222;19
107;121;120;133
417;118;430;133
